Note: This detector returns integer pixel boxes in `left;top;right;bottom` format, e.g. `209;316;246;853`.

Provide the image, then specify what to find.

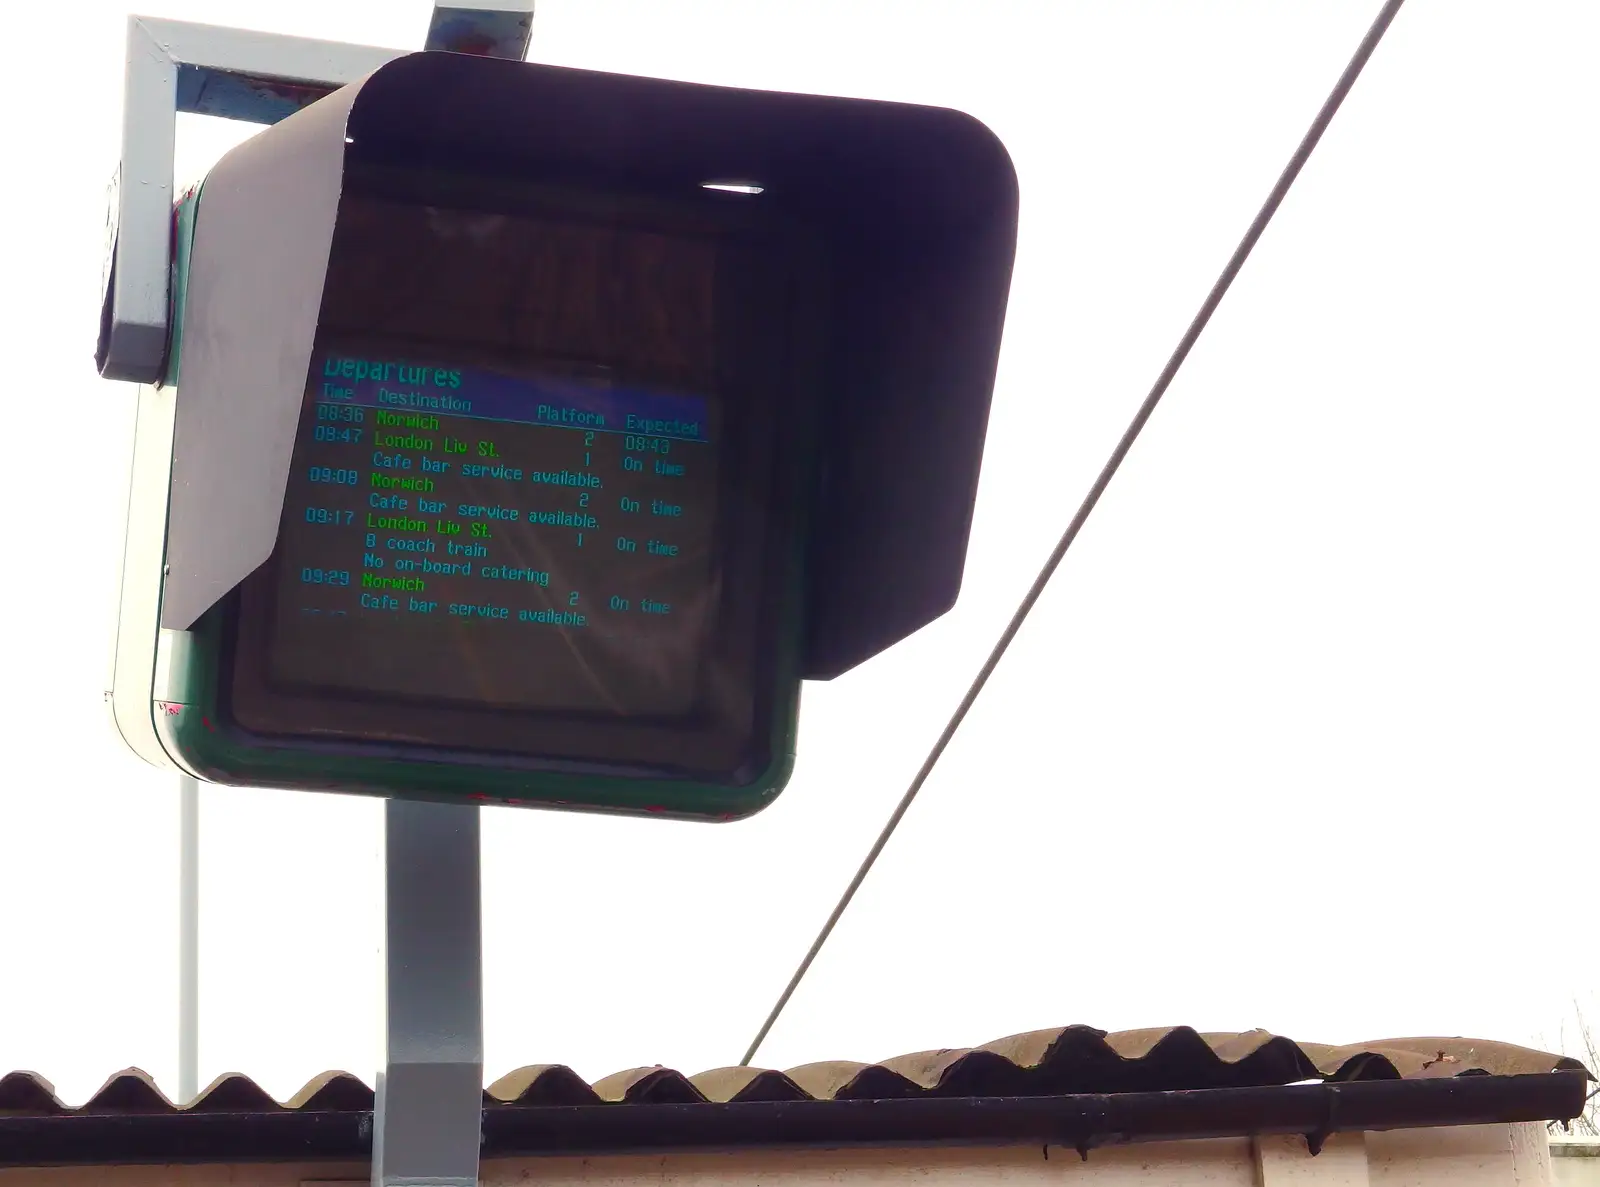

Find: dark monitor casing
147;52;1017;819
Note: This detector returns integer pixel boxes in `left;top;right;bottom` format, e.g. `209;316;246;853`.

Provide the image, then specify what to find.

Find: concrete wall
1551;1139;1600;1187
0;1123;1557;1187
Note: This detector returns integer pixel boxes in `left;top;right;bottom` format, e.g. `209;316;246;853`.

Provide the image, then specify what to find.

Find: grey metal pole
374;800;483;1187
178;773;199;1105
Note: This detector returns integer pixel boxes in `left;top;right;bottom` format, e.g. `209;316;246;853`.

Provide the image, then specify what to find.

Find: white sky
0;0;1595;1106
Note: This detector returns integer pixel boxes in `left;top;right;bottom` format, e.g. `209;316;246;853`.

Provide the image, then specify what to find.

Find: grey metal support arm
99;16;408;383
99;3;534;384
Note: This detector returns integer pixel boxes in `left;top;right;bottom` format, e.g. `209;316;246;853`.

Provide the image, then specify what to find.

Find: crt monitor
206;168;818;803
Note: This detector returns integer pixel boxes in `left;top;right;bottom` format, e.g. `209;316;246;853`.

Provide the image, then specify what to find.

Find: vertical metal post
425;1;536;59
178;773;199;1105
374;800;483;1187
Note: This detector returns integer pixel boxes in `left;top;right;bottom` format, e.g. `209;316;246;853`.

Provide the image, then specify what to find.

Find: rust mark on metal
242;74;337;108
436;33;504;56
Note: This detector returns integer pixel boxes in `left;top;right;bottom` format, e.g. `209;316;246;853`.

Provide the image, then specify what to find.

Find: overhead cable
740;0;1409;1069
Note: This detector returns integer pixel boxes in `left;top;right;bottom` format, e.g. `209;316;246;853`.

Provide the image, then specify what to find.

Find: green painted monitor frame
154;178;815;823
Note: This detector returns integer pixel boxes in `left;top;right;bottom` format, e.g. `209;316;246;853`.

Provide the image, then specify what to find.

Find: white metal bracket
97;4;535;383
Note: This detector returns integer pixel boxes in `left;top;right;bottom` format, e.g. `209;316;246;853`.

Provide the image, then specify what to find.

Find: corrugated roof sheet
2;1026;1589;1114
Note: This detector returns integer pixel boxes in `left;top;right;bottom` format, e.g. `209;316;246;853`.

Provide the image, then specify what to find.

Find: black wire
739;0;1408;1069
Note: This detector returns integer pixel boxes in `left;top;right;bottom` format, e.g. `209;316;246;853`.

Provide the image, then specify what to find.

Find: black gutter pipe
0;1072;1588;1168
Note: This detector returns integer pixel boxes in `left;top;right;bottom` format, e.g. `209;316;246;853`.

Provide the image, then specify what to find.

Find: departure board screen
266;347;720;718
